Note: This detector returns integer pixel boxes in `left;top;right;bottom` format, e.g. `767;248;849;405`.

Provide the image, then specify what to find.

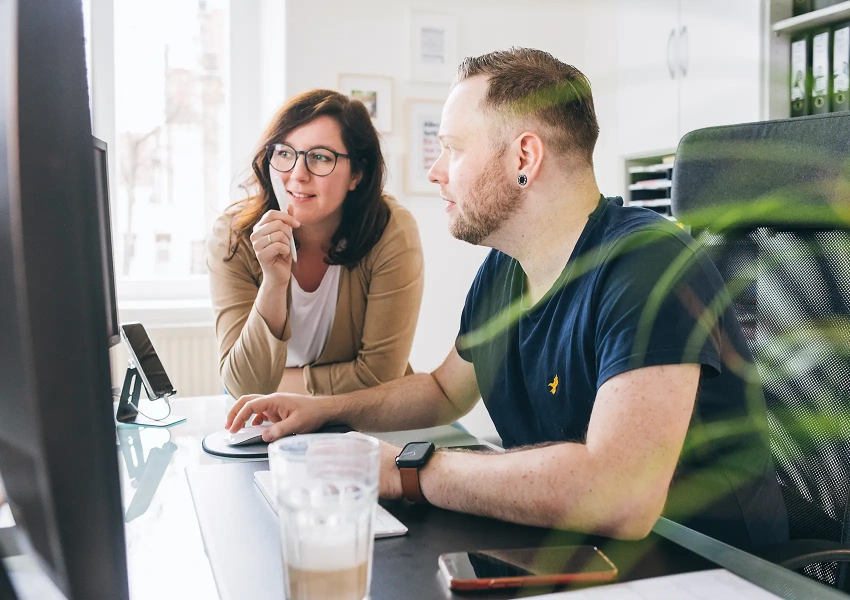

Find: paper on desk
530;569;780;599
365;425;480;449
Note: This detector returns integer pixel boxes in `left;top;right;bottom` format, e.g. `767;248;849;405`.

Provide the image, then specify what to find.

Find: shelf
772;1;850;34
630;199;672;207
629;180;673;191
627;163;674;174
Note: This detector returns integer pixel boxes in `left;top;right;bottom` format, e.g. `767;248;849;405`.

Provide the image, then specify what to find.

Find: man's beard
449;161;524;246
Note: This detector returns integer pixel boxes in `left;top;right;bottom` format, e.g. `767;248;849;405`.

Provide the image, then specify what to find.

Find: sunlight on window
113;0;229;281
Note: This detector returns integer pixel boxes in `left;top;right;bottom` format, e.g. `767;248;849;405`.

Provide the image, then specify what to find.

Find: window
155;233;172;267
86;0;230;299
190;240;208;276
85;0;278;311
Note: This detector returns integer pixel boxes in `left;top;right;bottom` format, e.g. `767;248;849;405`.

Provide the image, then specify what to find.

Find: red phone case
439;547;618;591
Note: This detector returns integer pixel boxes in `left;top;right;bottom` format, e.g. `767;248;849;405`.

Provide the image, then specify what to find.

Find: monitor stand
114;365;185;428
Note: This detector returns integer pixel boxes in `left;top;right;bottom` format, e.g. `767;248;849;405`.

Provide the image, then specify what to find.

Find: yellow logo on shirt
548;375;559;395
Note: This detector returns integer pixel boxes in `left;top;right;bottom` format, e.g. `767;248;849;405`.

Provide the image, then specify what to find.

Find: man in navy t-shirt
226;48;789;551
457;194;788;550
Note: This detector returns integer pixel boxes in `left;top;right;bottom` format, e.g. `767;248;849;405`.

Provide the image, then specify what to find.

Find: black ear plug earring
518;174;528;186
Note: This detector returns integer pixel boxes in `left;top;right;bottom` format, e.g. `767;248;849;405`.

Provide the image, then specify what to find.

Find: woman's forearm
254;281;289;339
277;367;308;395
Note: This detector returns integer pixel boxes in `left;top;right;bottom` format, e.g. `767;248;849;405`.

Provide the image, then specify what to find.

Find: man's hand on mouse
225;392;330;442
227;396;406;499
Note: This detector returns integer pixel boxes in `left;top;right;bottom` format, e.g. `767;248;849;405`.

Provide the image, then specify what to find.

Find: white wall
278;0;597;439
581;0;626;198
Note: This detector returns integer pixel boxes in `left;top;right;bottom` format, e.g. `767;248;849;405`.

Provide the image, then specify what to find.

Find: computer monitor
0;0;130;598
93;136;120;347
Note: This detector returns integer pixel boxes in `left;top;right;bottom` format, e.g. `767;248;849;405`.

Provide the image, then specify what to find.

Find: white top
285;264;341;368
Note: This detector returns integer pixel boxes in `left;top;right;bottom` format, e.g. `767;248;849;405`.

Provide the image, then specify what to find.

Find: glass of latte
269;433;380;600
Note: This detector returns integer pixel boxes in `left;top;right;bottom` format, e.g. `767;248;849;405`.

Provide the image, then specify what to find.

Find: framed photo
338;73;393;133
409;12;458;83
405;99;444;196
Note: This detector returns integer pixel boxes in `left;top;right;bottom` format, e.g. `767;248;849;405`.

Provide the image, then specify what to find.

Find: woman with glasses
206;89;424;399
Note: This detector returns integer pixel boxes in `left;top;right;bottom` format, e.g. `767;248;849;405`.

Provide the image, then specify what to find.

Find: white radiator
110;324;222;397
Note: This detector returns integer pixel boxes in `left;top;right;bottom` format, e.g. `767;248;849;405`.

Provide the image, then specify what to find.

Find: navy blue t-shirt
456;196;788;551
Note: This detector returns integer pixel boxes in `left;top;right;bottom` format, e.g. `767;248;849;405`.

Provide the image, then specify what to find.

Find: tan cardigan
206;196;424;398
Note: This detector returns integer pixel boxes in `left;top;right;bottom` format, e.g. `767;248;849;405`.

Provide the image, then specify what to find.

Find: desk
117;396;808;600
118;396;226;599
118;395;715;600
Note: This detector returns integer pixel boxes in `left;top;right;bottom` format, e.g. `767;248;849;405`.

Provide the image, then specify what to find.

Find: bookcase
624;154;676;219
765;0;850;119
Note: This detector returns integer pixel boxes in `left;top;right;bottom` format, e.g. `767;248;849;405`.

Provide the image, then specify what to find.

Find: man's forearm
417;444;663;539
325;373;466;432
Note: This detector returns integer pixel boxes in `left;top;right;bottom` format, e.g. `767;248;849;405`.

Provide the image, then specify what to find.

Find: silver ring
267;233;272;244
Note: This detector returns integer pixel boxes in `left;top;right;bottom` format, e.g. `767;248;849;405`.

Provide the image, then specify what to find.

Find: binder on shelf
834;21;850;112
811;27;831;115
790;33;812;117
793;0;813;17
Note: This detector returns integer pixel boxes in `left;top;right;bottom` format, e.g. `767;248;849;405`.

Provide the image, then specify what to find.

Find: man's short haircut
454;47;600;165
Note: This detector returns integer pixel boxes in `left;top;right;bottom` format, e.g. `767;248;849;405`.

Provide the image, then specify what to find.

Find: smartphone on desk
120;322;176;400
438;545;617;591
446;444;495;453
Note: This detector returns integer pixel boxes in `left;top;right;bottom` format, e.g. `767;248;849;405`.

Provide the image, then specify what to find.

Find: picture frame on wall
338;73;393;133
405;98;444;196
409;12;459;83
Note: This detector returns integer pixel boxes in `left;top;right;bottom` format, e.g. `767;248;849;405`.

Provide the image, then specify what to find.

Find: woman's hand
249;208;300;289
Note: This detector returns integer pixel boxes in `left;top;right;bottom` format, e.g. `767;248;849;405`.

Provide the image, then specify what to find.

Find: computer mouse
224;425;272;447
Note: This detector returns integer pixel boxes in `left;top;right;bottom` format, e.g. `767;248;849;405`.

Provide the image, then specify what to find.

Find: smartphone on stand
120;322;176;400
438;545;617;591
116;322;186;427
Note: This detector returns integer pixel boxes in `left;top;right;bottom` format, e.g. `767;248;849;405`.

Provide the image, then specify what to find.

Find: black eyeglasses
266;143;353;177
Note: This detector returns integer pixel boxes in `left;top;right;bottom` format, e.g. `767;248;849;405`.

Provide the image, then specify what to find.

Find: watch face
395;442;435;468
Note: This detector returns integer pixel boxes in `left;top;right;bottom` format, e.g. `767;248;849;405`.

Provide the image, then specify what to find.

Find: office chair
671;112;850;591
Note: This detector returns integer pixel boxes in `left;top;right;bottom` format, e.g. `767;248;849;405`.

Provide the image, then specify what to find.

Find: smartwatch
395;441;435;504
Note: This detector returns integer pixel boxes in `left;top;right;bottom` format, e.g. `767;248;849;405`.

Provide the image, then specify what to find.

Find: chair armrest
758;539;850;571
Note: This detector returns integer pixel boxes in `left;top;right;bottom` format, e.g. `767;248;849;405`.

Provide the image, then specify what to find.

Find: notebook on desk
253;470;407;538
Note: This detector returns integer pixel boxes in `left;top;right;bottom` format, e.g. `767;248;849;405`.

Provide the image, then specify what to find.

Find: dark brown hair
455;47;599;164
225;89;389;268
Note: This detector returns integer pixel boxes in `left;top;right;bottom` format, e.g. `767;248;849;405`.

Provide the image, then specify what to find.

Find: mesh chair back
672;113;850;587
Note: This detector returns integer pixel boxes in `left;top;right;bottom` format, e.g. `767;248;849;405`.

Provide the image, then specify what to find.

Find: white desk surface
118;395;233;600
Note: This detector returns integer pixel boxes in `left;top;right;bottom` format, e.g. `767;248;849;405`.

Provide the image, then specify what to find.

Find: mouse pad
201;423;354;459
202;430;270;459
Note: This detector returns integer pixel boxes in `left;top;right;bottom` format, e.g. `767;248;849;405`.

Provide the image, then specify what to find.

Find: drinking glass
269;433;380;600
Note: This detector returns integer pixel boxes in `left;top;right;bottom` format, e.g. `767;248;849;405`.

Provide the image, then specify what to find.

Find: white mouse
225;425;272;447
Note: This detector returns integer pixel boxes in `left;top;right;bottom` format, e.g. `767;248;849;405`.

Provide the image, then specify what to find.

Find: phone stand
115;364;185;428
